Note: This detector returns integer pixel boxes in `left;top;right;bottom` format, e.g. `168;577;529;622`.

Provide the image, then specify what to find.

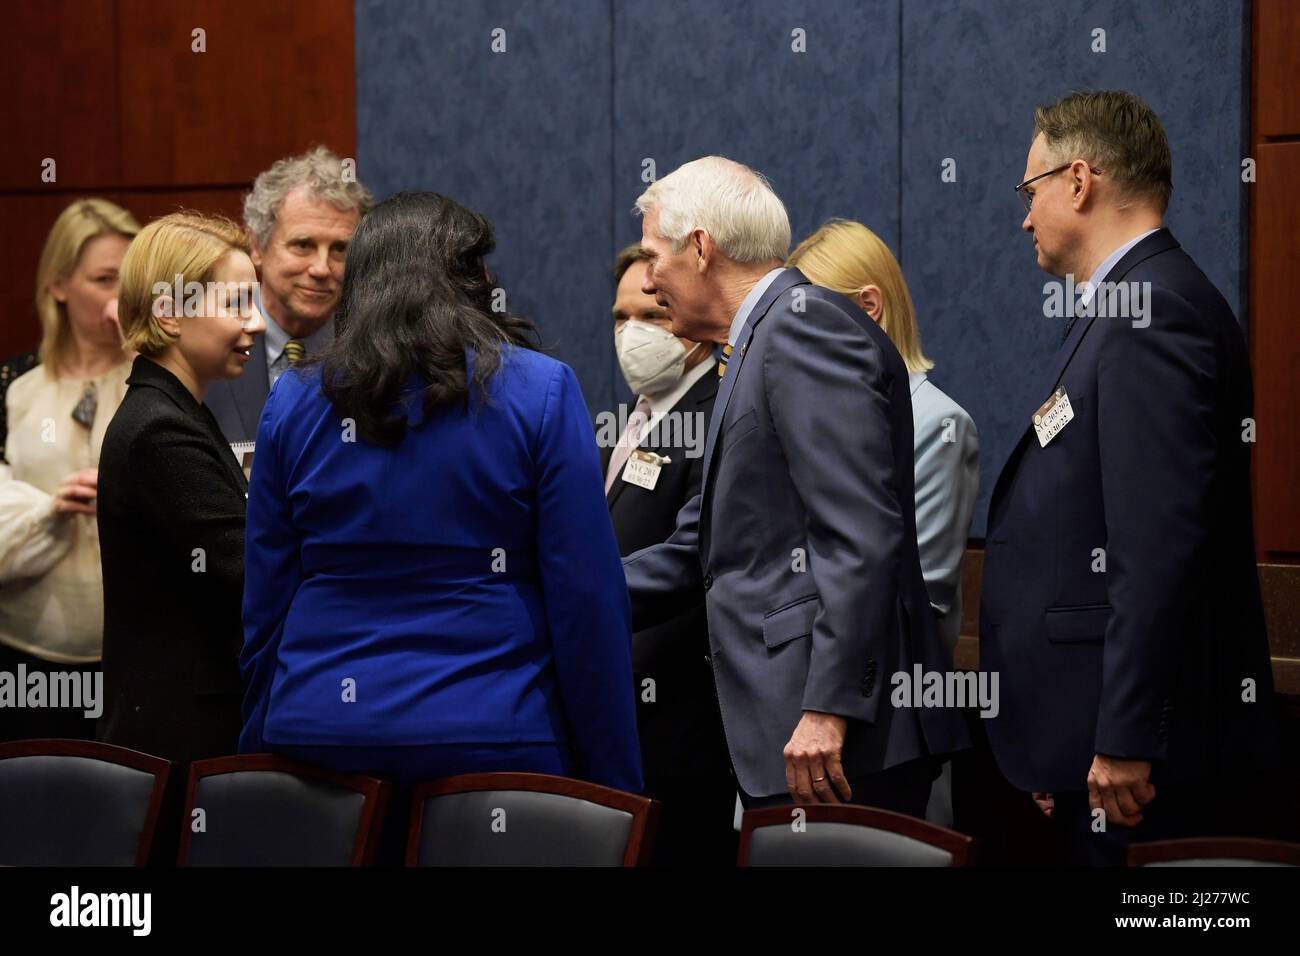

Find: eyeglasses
1014;162;1102;212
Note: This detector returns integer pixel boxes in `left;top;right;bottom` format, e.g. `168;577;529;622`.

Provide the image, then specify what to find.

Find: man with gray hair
206;145;373;443
622;156;968;814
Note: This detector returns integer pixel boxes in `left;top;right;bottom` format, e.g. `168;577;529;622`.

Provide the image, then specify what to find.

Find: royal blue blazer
238;347;643;794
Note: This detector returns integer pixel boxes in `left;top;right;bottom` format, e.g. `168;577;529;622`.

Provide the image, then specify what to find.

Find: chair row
2;740;1296;867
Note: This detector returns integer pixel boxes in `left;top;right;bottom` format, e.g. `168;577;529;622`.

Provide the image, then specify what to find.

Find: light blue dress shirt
255;285;335;389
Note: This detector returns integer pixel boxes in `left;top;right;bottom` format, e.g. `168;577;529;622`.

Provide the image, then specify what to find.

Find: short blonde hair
35;198;140;375
787;219;934;374
118;212;251;357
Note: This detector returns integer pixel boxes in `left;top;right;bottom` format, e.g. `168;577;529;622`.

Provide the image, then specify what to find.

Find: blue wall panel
356;0;616;412
611;0;900;408
357;0;1248;536
901;0;1247;533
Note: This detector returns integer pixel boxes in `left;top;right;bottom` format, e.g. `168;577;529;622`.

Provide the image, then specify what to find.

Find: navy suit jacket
238;347;643;794
623;268;969;798
601;368;730;780
205;334;270;443
980;229;1280;793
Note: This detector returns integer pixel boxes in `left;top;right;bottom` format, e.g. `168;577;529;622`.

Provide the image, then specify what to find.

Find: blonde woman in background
0;199;139;742
788;220;979;659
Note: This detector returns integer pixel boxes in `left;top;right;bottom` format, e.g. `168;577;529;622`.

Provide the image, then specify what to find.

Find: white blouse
0;360;131;662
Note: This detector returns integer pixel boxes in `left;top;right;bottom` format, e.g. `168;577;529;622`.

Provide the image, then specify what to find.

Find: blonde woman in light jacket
0;198;139;742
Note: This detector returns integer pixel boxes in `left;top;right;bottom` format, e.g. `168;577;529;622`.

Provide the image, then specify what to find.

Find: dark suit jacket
600;368;730;780
204;337;269;443
624;269;968;798
96;356;247;765
980;229;1281;793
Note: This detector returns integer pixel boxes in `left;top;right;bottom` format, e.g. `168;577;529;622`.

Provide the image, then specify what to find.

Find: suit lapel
232;342;270;439
699;268;809;499
989;229;1180;522
127;357;249;495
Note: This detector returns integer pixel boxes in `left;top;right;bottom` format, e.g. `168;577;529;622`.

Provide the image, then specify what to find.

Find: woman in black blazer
96;212;264;766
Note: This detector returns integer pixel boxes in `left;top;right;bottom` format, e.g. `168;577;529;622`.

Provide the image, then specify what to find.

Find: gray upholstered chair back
0;743;168;866
410;774;655;866
1129;838;1300;867
748;820;954;866
740;805;974;867
1145;858;1291;867
183;760;385;866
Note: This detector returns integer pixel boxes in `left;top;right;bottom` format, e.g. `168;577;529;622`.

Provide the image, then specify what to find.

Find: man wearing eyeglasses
981;90;1281;865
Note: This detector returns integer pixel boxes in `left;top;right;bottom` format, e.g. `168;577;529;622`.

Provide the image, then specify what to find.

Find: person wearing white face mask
599;244;735;867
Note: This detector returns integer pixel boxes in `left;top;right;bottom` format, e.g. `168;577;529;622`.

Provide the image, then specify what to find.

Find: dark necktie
1060;315;1075;345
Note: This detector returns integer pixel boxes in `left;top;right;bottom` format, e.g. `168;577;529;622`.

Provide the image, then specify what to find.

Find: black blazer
601;367;730;779
980;229;1281;793
96;356;247;765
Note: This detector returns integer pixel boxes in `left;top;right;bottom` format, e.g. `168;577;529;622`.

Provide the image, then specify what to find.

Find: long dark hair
316;191;536;446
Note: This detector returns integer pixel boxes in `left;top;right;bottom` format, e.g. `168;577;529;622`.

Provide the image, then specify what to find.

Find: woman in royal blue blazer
239;192;642;810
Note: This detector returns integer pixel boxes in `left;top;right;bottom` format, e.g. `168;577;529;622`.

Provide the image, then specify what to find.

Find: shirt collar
908;370;928;396
258;284;335;364
1078;227;1162;307
726;267;785;347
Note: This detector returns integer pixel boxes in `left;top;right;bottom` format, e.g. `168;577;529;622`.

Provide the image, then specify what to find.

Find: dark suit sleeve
535;363;643;793
127;413;245;631
1093;288;1218;760
765;299;905;723
238;380;302;752
622;493;705;630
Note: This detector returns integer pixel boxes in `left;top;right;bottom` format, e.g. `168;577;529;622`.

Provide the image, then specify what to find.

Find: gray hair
634;156;790;264
243;145;374;248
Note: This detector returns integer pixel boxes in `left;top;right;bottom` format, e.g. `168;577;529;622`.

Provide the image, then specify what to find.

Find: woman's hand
49;468;98;516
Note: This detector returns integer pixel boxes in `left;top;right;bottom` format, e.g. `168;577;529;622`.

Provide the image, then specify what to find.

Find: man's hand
784;711;852;803
1031;791;1054;818
1087;754;1154;828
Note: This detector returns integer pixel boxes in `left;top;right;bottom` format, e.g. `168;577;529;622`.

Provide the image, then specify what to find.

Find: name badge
230;441;255;481
1032;387;1074;447
622;450;671;491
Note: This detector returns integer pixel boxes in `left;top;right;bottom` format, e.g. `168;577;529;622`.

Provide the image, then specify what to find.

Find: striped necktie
717;343;733;378
282;339;306;365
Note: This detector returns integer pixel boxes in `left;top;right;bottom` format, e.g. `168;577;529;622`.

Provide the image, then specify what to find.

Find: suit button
703;573;713;590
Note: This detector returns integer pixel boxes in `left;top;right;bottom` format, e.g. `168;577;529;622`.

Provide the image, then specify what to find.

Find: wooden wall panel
119;188;249;226
1250;143;1300;557
0;0;121;190
1256;0;1300;136
117;0;357;187
1;0;355;365
1250;0;1300;560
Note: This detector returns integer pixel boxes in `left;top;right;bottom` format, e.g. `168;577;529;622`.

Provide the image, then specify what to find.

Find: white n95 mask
615;319;699;396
